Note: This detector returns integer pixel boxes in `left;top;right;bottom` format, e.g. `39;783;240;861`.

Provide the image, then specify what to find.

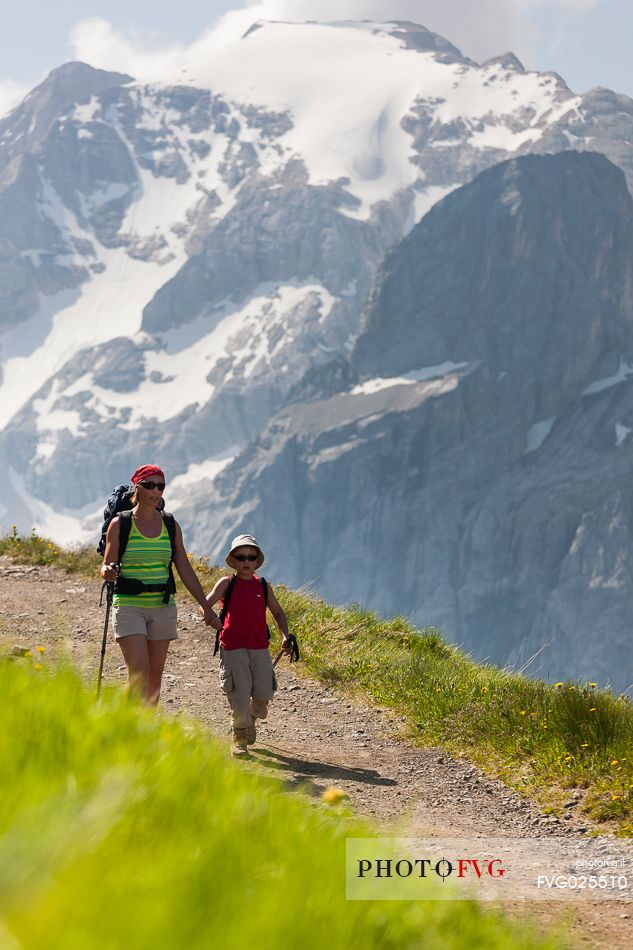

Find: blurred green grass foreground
0;660;558;950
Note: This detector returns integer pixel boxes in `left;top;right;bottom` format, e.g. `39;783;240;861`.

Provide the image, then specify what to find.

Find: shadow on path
252;746;397;790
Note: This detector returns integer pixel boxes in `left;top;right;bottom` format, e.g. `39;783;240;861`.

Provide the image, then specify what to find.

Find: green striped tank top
113;518;175;608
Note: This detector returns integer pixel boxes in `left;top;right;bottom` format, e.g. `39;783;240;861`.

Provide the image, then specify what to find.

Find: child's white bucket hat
226;534;265;569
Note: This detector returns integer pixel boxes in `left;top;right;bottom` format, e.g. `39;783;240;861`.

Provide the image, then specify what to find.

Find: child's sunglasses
232;554;258;562
139;480;166;491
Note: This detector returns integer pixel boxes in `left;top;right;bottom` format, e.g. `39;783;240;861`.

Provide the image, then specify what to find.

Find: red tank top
220;575;268;650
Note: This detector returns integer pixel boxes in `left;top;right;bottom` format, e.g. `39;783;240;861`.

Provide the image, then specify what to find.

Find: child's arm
266;584;291;650
198;576;231;616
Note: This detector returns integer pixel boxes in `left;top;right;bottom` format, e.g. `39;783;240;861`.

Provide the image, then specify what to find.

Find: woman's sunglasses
139;480;166;491
232;554;258;562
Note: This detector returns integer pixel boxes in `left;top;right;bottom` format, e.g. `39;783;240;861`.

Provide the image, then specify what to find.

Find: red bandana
131;464;165;485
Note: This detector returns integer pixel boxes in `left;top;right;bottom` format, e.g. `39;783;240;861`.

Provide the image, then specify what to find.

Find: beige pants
113;604;178;640
219;647;276;728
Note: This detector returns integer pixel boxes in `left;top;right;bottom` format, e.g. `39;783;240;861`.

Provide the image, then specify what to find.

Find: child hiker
203;534;291;756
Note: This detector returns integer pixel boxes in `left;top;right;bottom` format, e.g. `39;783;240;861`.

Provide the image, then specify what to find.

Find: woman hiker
100;464;220;704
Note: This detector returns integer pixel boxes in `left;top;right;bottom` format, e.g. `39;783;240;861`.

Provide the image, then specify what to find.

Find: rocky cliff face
183;151;633;693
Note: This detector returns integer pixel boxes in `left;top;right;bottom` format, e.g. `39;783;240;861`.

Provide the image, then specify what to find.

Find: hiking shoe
231;728;249;757
246;725;257;745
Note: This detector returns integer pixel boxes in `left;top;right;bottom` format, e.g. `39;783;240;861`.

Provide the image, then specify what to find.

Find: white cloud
69;18;187;80
69;12;267;81
0;79;29;119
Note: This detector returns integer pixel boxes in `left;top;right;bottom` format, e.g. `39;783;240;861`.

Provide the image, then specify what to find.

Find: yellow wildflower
322;787;348;805
588;682;597;688
36;646;46;654
554;682;564;688
519;710;527;716
611;760;619;766
589;707;597;712
580;743;589;748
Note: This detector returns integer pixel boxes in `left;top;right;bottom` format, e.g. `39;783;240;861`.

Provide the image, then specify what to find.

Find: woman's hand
100;562;119;583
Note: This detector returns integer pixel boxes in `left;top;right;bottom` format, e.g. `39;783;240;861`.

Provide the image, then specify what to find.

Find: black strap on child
213;575;268;656
272;633;300;668
287;633;300;662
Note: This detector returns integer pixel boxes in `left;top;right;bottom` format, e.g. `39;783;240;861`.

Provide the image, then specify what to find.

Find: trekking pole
97;566;116;699
273;633;300;668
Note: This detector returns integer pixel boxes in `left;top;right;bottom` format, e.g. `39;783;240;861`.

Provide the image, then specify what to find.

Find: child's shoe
232;728;249;757
246;725;257;745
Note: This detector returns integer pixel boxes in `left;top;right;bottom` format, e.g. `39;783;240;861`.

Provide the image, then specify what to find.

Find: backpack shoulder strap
259;577;271;644
219;574;237;626
214;574;237;657
161;512;177;604
118;511;133;564
162;512;176;555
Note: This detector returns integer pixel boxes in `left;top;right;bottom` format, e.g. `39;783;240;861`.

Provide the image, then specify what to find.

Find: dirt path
1;558;630;948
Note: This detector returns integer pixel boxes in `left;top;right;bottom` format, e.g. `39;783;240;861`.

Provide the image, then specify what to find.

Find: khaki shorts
113;605;178;641
218;647;276;700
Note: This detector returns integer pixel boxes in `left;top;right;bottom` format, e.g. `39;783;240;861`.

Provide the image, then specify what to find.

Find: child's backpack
213;575;269;656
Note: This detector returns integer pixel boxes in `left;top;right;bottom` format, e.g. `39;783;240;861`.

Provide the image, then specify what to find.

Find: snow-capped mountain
182;150;633;692
4;19;633;540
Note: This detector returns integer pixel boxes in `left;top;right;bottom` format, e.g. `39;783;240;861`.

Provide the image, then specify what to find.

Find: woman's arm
100;518;120;583
172;522;221;629
267;584;290;647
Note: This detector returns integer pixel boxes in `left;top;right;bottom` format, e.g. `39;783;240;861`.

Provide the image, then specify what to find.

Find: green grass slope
0;660;560;949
